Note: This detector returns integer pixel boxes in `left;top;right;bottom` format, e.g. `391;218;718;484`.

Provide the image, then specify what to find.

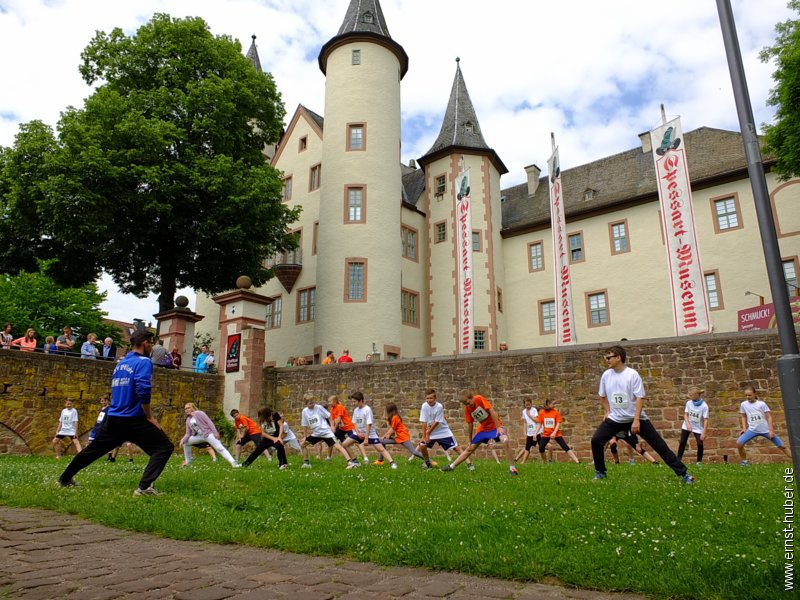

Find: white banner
548;146;576;345
455;168;473;354
650;117;711;336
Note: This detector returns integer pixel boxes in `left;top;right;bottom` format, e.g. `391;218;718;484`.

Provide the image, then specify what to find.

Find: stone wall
0;350;223;456
264;330;795;464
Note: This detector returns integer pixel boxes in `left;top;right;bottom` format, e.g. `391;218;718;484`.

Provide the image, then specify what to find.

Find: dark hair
130;330;154;347
425;388;436;396
257;406;273;423
606;345;626;363
326;350;334;356
386;402;399;420
743;385;757;395
349;391;364;402
230;409;239;417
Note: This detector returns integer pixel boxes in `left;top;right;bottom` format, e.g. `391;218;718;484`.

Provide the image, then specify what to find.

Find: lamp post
744;291;765;306
717;0;800;478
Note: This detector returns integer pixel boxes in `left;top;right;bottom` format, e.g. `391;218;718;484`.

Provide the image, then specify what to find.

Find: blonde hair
184;402;198;411
328;394;341;405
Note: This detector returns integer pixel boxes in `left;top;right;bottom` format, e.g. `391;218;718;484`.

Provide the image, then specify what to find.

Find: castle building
195;0;800;365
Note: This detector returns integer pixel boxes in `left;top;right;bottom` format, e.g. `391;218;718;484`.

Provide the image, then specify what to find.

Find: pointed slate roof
318;0;408;77
245;35;262;72
418;59;507;174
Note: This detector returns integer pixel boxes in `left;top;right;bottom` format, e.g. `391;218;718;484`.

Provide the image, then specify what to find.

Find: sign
650;117;712;336
455;167;473;354
225;333;241;373
548;145;576;345
738;296;800;331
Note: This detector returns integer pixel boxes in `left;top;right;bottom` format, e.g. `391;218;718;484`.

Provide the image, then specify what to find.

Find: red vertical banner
455;168;473;354
548;145;576;345
225;333;241;373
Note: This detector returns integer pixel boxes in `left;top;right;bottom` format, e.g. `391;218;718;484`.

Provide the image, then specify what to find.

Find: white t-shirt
189;416;202;436
58;408;78;436
352;405;378;439
598;366;648;422
683;400;709;434
282;421;297;442
301;405;334;438
740;400;770;434
419;402;454;439
522;407;539;436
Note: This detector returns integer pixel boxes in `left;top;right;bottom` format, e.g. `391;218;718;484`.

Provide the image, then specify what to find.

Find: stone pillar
212;277;272;417
153;296;204;370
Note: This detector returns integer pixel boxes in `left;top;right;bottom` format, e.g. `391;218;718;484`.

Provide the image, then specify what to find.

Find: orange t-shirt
390;415;410;443
330;404;355;431
465;395;500;433
536;408;563;437
235;414;261;436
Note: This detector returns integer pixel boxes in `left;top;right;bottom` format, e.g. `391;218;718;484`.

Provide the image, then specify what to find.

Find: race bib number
688;410;701;422
611;392;629;407
544;418;556;429
96;412;105;424
471;407;489;422
526;423;536;436
307;415;320;428
355;417;366;428
748;413;764;425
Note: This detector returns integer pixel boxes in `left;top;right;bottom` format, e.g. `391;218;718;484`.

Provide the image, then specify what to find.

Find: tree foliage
0;263;121;345
0;14;299;311
761;0;800;179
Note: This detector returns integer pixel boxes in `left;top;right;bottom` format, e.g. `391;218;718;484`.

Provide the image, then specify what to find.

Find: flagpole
717;0;800;476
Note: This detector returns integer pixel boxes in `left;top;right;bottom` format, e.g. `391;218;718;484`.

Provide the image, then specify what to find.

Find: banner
738;296;800;331
548;146;576;345
455;168;473;354
650;117;711;336
225;333;241;373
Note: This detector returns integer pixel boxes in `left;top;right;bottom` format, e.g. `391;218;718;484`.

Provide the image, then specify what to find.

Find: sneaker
133;486;163;497
740;460;749;467
373;460;384;466
593;472;607;480
301;462;312;469
128;458;134;463
509;466;519;476
466;463;475;472
346;461;359;469
422;462;432;470
441;465;454;472
57;479;78;488
390;462;397;470
682;474;696;484
362;457;370;465
628;459;636;465
324;457;332;461
279;464;288;471
407;455;415;461
107;456;115;463
431;461;439;467
267;453;273;461
231;463;241;469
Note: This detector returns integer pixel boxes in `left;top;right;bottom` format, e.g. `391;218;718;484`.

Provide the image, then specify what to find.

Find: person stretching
180;403;239;468
380;403;426;461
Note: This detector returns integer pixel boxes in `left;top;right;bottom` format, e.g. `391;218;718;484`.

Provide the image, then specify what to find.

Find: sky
0;0;794;322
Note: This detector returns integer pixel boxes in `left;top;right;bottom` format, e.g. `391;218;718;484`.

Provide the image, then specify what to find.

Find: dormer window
584;188;595;201
362;11;374;24
465;121;474;134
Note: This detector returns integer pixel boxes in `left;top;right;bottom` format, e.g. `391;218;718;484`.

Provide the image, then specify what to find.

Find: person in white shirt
52;399;82;459
514;399;542;464
736;385;791;466
415;389;473;471
590;346;695;483
340;391;397;468
677;387;710;464
299;394;358;468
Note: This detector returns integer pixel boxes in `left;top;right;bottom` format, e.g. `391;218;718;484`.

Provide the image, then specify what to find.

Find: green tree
1;13;299;312
0;263;122;346
761;0;800;179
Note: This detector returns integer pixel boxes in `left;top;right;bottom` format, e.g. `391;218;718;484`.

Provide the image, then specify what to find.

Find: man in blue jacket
58;330;175;496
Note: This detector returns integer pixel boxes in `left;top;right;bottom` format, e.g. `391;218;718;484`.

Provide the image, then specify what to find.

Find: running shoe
441;465;454;472
133;486;163;497
593;472;607;480
390;462;397;470
301;462;312;469
682;474;696;484
509;466;519;476
466;463;475;472
57;479;78;488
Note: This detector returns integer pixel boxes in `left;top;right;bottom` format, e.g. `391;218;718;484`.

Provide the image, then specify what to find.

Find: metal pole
717;0;800;475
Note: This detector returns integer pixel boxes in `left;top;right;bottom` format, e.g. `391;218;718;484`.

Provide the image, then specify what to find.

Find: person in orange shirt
536;399;580;464
11;328;37;352
230;409;265;463
328;395;361;462
442;391;518;475
321;350;336;365
379;403;426;461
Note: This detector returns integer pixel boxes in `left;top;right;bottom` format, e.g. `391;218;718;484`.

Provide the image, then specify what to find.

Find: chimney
524;164;541;197
408;159;417;169
638;131;652;154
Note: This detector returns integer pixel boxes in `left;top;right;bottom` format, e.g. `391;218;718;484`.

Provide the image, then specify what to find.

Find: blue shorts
365;437;383;446
471;430;500;446
423;436;457;451
737;429;785;448
347;431;365;442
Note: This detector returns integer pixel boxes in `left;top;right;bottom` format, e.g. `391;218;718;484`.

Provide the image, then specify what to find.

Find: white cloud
0;0;793;319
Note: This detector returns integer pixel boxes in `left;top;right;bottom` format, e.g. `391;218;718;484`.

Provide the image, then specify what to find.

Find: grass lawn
0;455;791;599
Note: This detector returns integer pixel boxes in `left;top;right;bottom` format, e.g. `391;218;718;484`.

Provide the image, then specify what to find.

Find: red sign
225;333;242;373
738;296;800;331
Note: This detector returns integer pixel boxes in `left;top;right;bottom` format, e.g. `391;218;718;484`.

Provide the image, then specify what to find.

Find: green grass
0;455;790;599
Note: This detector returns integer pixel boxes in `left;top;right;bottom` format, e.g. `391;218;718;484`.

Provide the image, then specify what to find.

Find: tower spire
245;34;262;73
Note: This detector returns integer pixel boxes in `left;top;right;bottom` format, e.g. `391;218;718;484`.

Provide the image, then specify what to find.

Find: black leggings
591;418;687;477
243;437;287;467
677;429;704;463
538;436;570;453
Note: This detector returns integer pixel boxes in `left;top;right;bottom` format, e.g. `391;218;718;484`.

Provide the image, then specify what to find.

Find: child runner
341;392;397;468
329;395;361;462
535;399;580;464
230;408;266;462
442;390;518;475
242;406;288;469
179;403;239;468
88;396;110;446
737;385;792;466
300;394;358;468
677;387;709;464
515;399;541;464
280;418;302;454
380;403;426;461
416;389;472;470
52;399;82;459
